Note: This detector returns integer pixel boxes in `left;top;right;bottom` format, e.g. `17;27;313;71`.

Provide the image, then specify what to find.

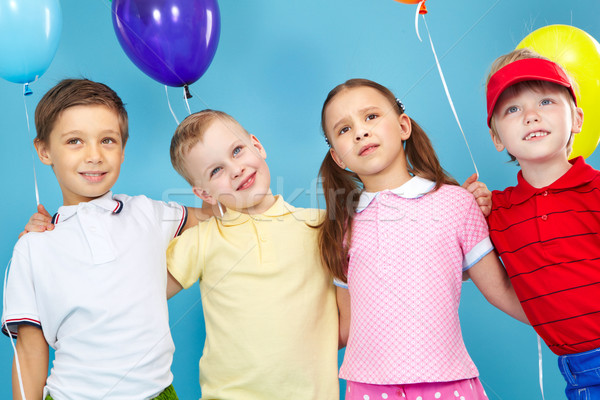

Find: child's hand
462;173;492;217
19;204;54;239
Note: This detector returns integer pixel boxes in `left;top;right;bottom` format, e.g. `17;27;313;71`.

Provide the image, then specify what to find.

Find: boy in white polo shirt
1;79;206;400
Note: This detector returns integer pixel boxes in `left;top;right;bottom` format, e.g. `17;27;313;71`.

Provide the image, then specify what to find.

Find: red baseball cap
486;57;577;127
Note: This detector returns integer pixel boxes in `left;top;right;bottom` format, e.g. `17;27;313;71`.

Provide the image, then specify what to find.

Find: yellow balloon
517;25;600;159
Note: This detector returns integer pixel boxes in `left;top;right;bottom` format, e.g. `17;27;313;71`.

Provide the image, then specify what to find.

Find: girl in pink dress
317;79;528;400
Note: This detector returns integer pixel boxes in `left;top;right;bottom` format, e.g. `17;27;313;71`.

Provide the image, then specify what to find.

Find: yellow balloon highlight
517;25;600;159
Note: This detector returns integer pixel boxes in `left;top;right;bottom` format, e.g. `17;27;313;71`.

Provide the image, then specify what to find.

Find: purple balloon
112;0;220;87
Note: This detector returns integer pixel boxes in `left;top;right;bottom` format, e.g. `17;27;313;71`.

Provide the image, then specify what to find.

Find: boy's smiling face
184;118;275;215
35;105;125;206
491;83;583;167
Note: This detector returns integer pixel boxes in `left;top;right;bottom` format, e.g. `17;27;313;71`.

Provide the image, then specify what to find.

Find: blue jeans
558;347;600;399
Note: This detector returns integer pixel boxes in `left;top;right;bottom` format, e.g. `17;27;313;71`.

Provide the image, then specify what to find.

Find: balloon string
538;334;546;400
164;85;180;125
414;0;425;42
23;87;40;207
422;15;479;178
183;87;192;115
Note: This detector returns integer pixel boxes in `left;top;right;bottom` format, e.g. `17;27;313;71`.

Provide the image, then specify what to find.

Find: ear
34;139;53;166
329;148;346;170
192;186;217;205
248;134;267;159
490;129;505;152
398;113;412;141
572;107;584;134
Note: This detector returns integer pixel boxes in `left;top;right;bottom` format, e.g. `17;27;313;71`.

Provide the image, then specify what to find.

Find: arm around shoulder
12;325;49;400
465;251;529;325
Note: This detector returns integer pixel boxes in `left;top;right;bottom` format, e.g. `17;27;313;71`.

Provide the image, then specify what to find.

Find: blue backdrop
1;1;599;398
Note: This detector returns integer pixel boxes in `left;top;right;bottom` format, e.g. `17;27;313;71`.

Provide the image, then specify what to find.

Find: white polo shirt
2;192;187;400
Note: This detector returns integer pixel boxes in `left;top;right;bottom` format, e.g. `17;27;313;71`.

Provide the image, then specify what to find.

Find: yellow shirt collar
219;195;296;226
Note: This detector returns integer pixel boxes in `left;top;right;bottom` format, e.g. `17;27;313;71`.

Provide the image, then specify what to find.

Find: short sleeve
119;195;187;243
459;195;494;271
151;199;188;241
333;277;348;289
166;225;202;289
2;240;42;337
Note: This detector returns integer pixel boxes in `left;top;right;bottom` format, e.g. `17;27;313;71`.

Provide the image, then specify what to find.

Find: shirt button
543;190;548;196
382;193;388;200
541;215;548;221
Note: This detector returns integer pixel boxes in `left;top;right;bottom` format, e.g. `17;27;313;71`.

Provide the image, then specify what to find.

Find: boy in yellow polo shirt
166;110;339;399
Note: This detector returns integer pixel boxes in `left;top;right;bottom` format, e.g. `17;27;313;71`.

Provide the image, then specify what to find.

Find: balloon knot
23;83;33;96
184;85;193;99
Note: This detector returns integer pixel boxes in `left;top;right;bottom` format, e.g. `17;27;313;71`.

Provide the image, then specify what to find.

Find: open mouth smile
523;131;549;141
237;172;256;191
79;172;107;182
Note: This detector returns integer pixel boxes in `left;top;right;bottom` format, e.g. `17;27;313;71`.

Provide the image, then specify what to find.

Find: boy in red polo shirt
485;48;600;399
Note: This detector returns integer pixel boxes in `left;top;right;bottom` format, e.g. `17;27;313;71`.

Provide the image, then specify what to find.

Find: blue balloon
0;0;62;84
112;0;221;87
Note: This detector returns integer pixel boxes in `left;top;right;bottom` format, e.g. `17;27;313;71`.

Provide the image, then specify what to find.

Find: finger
23;223;48;233
37;204;52;218
461;173;478;189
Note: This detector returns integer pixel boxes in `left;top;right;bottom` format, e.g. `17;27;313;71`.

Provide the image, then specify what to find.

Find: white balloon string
23;88;40;206
422;15;479;178
414;1;425;42
183;87;192;115
3;259;27;400
537;334;546;400
164;85;180;125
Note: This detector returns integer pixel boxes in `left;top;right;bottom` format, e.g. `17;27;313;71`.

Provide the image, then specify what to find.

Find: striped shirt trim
174;206;188;237
2;318;42;337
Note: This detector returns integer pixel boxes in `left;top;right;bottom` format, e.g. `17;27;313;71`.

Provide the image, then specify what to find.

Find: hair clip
323;135;331;147
396;98;406;113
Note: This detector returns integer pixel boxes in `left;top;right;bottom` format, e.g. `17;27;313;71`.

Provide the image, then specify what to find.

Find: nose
524;107;541;125
85;143;102;163
354;129;370;142
229;161;244;179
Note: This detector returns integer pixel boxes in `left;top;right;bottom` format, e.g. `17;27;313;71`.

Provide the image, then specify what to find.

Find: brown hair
486;48;578;161
318;78;458;282
34;79;128;145
170;109;246;185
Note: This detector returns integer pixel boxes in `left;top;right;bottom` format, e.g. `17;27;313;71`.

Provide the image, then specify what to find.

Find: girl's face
324;86;412;192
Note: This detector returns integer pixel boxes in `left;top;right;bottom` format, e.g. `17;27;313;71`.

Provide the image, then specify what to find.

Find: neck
520;158;572;188
238;191;277;215
361;169;412;192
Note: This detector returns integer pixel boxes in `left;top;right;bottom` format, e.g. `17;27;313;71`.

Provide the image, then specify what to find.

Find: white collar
356;176;436;212
53;191;123;224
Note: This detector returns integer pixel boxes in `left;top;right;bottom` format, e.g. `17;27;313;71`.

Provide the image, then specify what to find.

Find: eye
541;98;552;106
366;114;378;121
338;126;350;136
506;106;519;114
232;146;242;156
102;137;118;145
66;138;82;145
210;167;222;177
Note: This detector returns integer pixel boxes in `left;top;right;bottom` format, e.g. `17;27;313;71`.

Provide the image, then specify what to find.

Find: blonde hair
486;48;578;161
170;110;246;185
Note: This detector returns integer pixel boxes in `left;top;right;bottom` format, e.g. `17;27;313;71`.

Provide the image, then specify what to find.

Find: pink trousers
345;377;489;400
